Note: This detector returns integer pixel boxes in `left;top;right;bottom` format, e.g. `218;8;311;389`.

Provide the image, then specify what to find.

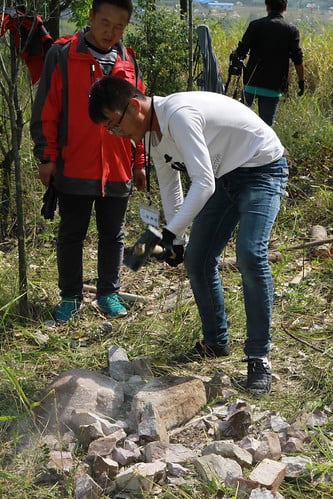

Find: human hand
298;80;305;96
164;244;184;267
39;161;56;186
133;167;146;191
159;228;184;267
161;228;175;252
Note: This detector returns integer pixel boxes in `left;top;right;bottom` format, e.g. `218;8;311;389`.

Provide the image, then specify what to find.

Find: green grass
1;190;332;496
1;13;333;499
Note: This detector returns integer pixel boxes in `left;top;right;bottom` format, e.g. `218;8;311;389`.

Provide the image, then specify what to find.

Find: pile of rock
30;345;330;498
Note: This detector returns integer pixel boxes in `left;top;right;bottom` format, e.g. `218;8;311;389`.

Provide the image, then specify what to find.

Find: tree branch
281;325;333;359
284;237;333;251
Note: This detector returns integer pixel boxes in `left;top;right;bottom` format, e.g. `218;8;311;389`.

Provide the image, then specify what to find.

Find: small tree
0;2;53;317
0;20;28;316
125;0;189;96
27;0;71;40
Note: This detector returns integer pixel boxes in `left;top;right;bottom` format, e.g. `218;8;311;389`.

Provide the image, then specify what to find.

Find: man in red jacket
30;0;146;322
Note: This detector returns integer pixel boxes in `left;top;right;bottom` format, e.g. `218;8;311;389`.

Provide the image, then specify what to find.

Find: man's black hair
89;76;144;123
265;0;287;12
92;0;133;19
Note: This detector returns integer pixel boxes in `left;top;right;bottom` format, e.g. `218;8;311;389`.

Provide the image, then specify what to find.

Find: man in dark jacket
30;0;146;322
233;0;304;126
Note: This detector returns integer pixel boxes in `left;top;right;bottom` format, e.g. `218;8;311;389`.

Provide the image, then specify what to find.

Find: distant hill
159;0;333;9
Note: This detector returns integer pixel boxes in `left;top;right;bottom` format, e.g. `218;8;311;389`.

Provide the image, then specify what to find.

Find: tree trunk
0;150;13;240
180;0;187;17
44;0;60;40
9;36;28;317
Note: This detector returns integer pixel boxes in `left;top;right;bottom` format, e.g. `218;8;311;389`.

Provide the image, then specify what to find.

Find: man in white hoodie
88;76;289;394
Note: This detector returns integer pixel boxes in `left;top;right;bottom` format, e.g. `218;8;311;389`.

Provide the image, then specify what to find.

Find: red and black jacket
30;28;145;197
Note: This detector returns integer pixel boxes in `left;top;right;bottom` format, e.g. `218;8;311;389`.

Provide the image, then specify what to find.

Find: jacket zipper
90;63;95;86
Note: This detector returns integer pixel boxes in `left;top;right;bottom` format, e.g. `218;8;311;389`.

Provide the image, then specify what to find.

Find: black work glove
298;80;305;96
157;228;184;267
41;177;57;220
165;244;184;267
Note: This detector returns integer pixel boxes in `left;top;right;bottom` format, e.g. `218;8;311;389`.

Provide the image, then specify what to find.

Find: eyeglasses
106;101;129;134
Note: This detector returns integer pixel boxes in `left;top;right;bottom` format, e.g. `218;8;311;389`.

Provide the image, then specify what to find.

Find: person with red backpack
30;0;146;322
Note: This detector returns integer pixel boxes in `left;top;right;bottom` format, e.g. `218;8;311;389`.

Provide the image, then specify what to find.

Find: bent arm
294;62;304;82
154;108;215;238
30;45;63;164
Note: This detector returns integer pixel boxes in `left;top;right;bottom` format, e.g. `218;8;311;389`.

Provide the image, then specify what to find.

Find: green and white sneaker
97;293;127;318
55;296;81;322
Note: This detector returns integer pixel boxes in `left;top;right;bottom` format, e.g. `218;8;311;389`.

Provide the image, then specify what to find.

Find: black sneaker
171;341;230;364
247;358;272;394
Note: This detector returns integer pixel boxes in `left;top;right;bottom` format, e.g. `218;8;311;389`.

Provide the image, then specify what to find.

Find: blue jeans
184;158;288;357
243;91;280;127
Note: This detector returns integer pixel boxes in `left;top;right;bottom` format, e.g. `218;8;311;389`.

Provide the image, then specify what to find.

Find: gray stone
112;446;140;466
77;422;105;447
227;399;249;415
123;439;140;452
212;404;229;418
34;368;124;434
194;454;243;488
46;450;73;474
74;473;103;499
281;437;304;453
167;462;191;477
33;330;49;345
131;376;207;432
249;489;285;498
40;434;61;451
202;441;253;467
70;409;123;437
108;346;133;381
239;436;261;457
270;415;290;433
115;461;167;492
249;459;286;492
87;433;125;457
237;480;284;498
254;432;282;463
99;322;113;333
291;410;328;428
91;455;119;477
236;477;261;498
216;408;252;440
281;455;312;478
138;400;169;442
144;441;197;464
122;376;146;399
287;423;308;442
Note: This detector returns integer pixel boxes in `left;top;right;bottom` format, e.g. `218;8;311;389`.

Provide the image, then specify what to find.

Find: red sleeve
133;140;145;169
30;44;64;162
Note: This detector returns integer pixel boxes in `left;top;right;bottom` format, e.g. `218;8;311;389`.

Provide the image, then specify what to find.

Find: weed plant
0;12;333;499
